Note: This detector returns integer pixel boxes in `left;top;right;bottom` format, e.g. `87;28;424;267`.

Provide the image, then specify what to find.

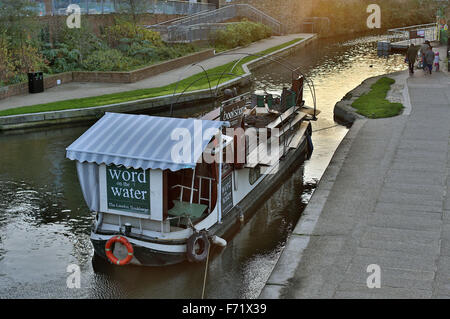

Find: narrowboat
66;75;318;266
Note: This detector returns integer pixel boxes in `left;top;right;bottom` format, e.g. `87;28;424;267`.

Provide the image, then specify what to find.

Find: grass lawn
0;38;303;117
351;77;404;119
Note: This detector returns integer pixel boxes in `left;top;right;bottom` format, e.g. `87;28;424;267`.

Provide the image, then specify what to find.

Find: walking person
420;40;431;70
424;46;435;75
406;44;418;74
434;51;441;72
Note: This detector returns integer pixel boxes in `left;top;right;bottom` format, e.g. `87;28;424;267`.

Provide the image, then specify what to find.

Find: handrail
165;4;283;34
147;3;284;43
388;23;437;33
148;10;212;27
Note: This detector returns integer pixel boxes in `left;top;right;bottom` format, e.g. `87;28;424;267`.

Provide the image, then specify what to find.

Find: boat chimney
124;223;132;236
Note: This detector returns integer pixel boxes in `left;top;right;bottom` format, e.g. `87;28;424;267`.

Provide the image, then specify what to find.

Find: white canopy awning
66;112;229;172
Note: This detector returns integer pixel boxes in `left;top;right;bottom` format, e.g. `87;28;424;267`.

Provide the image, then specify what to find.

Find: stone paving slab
260;69;450;299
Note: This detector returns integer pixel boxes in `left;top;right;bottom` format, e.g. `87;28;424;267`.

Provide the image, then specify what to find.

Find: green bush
82;49;137;71
104;20;163;49
41;42;82;73
0;34;16;85
59;22;107;61
214;20;272;50
121;41;197;65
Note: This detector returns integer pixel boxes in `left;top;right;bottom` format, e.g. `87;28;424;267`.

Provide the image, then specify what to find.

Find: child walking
434;51;441;72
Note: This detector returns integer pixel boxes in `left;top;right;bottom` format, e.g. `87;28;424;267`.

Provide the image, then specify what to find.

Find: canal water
0;34;406;298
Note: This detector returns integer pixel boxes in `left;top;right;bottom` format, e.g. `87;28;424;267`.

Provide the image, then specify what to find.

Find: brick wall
72;49;215;83
0;72;73;101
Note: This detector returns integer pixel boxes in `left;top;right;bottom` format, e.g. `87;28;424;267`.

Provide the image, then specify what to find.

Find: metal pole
190;167;196;204
217;133;223;223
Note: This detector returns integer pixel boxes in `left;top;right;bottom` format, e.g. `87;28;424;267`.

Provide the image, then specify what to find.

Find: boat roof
66;112;229;171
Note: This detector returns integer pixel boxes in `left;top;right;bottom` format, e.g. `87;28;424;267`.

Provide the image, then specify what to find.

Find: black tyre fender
186;231;210;263
306;122;313;137
305;124;313;160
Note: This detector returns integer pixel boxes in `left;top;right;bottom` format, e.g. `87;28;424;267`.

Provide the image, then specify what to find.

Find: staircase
146;4;285;43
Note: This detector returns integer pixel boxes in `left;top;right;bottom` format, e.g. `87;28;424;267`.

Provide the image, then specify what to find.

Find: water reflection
0;33;407;298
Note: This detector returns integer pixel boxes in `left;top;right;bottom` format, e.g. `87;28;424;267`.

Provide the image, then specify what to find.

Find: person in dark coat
424;47;435;75
419;41;431;69
406;44;418;74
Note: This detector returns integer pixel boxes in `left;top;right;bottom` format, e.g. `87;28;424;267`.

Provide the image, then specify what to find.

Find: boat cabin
66;113;232;237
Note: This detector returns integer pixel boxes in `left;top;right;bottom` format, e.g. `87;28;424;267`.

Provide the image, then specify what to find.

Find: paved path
261;69;450;298
0;34;312;111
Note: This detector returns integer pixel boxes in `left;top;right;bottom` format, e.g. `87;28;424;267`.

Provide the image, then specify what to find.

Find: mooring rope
201;243;211;299
312;124;342;133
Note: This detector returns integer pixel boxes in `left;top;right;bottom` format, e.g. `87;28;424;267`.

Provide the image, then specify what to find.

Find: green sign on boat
106;165;151;215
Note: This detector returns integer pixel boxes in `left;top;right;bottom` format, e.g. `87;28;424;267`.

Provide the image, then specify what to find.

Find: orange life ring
105;236;134;266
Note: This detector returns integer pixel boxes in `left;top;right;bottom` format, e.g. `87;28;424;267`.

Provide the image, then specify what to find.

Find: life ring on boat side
186;231;210;263
105;236;134;266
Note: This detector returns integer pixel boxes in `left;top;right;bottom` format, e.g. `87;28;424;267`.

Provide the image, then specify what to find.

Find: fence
35;0;216;16
387;23;439;46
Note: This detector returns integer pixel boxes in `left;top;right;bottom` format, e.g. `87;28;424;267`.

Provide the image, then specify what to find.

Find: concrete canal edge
0;35;317;131
259;70;409;298
259;118;367;299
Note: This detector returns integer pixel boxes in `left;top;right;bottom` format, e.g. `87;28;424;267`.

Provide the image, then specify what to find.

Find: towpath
261;55;450;298
0;34;312;111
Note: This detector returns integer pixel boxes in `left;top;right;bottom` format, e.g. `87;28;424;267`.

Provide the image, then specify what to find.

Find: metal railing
166;23;231;42
48;0;216;16
147;4;284;43
387;23;439;45
164;4;283;35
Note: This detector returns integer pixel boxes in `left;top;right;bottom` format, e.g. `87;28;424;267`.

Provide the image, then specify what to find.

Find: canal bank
0;34;316;131
0;33;415;299
260;68;450;298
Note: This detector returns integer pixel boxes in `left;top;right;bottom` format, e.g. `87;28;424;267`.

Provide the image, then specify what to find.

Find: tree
0;0;42;73
116;0;151;26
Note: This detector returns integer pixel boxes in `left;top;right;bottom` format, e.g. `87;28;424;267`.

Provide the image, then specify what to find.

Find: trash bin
27;72;44;94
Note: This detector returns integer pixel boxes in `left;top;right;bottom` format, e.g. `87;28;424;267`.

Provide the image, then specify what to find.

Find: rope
312;124;342;133
312;125;339;133
201;243;211;299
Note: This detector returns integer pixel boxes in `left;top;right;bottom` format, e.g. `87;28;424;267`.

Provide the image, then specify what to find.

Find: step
301;107;321;117
272;112;308;138
266;106;299;129
288;122;309;149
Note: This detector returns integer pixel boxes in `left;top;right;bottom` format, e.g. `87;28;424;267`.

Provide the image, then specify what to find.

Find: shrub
120;40;197;65
12;43;46;74
214;20;272;50
104;20;163;48
59;23;107;61
41;42;82;73
82;49;136;71
0;35;16;85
